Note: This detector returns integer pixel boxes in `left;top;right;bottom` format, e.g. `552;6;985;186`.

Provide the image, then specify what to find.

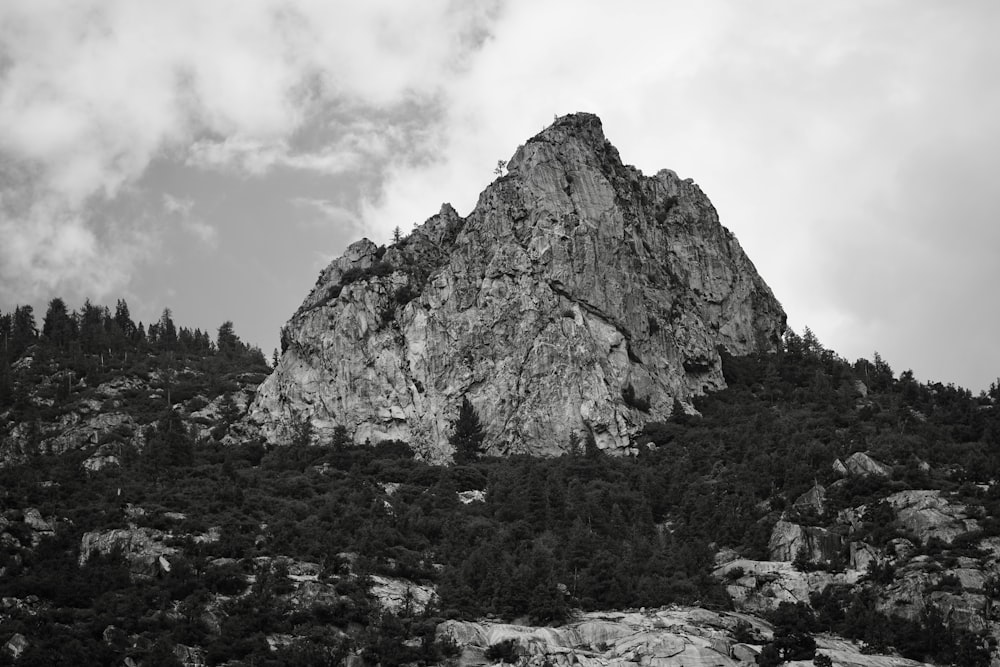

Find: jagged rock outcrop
885;489;979;544
80;522;219;578
369;574;436;615
768;520;843;564
250;113;785;460
792;483;827;515
716;559;863;614
721;488;1000;640
80;526;179;577
843;452;892;478
2;633;27;660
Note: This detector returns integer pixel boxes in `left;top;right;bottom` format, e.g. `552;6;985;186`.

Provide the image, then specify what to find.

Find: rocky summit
250;113;785;460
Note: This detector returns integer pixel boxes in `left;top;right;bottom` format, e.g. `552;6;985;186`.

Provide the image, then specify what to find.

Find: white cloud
163;194;194;218
291;197;362;234
0;199;155;306
355;0;1000;390
0;0;500;302
163;194;218;248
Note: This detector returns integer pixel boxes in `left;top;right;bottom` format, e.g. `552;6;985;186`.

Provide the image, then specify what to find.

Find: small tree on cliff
451;397;484;464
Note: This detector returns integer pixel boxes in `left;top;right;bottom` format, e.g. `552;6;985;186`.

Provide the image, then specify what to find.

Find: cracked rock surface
250;113;785;460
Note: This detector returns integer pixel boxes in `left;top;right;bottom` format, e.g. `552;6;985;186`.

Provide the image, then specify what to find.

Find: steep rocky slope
250;113;785;459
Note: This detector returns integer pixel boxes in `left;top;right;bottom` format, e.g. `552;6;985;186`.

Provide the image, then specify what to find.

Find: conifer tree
0;309;10;358
450;397;484;464
218;392;241;426
158;308;178;350
10;305;36;358
217;321;240;357
42;298;76;348
79;299;106;353
113;299;136;340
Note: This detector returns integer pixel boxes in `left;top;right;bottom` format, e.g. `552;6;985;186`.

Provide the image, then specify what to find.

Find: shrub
373;439;415;460
394;284;419;306
622;384;651;412
485;639;520;664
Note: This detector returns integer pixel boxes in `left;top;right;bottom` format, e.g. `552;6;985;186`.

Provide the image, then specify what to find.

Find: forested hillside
1;302;999;665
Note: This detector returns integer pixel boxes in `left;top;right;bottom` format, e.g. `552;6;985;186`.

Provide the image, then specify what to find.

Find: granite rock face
435;607;931;667
250;113;785;460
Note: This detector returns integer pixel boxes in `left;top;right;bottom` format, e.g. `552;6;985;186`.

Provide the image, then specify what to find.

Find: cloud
163;194;218;248
356;0;1000;390
163;194;194;218
185;114;429;176
0;198;155;306
291;197;362;233
0;0;501;303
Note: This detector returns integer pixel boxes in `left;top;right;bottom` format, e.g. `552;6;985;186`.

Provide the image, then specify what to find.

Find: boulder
792;483;826;515
23;508;53;535
79;526;178;577
458;489;486;504
844;452;892;478
884;489;979;544
369;575;436;615
849;541;880;572
3;633;27;659
46;412;135;455
768;520;842;564
714;559;861;614
174;643;206;667
83;452;121;472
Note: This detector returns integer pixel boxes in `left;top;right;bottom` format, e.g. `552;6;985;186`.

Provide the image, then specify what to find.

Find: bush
622;384;651;412
485;639;520;663
394;284;420;306
373;439;415;460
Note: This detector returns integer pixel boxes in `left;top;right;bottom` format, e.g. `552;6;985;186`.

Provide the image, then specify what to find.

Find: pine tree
10;305;36;358
158;308;178;350
218;392;241;426
42;298;76;348
450;397;484;464
0;310;11;359
79;299;106;353
113;299;136;340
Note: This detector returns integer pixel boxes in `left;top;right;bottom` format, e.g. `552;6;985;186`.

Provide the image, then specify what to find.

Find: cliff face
249;113;785;460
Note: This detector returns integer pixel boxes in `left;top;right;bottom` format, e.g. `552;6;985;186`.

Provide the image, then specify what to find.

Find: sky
1;0;998;392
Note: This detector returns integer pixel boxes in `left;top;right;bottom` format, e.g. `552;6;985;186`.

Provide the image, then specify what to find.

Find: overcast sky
1;1;998;393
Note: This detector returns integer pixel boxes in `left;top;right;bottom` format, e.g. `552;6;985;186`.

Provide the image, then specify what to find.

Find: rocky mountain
250;113;785;460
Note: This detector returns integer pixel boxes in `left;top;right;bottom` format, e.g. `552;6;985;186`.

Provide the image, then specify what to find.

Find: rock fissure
547;279;633;343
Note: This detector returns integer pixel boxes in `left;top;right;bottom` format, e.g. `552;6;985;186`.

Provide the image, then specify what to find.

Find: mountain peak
250;117;785;460
539;112;607;143
508;112;622;177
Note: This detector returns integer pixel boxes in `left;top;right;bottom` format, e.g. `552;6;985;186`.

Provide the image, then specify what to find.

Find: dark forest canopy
1;314;999;664
0;298;267;363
